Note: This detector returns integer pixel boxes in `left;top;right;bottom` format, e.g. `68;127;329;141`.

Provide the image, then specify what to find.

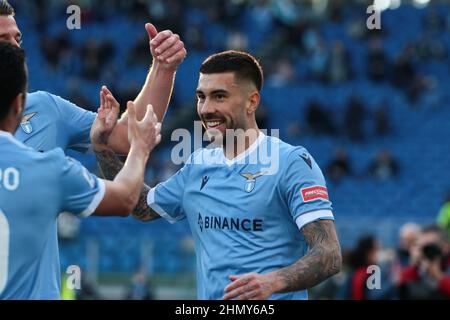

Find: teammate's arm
91;90;160;220
95;148;161;220
93;102;161;216
223;220;341;300
105;24;186;154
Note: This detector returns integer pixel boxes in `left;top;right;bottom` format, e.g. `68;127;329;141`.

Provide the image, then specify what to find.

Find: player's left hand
91;86;120;151
145;23;186;71
223;273;276;300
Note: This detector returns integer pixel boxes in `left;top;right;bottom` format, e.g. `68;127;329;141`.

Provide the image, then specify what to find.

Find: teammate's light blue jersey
14;91;96;153
147;133;334;300
0;131;105;299
6;91;96;299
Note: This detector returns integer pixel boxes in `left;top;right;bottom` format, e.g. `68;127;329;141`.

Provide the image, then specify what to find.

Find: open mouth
205;120;225;129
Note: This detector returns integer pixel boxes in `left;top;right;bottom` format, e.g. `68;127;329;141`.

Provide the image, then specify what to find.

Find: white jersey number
0;167;20;191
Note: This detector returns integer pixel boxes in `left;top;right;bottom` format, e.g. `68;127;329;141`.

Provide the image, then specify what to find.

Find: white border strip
80;178;106;217
147;188;183;224
223;132;266;166
295;209;334;231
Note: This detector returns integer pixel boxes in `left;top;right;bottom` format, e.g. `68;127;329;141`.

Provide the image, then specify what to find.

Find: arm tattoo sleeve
95;149;161;221
276;220;342;292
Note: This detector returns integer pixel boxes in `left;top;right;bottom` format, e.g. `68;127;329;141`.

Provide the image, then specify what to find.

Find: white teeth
207;121;221;128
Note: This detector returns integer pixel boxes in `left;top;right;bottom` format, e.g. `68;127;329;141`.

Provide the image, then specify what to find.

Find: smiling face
196;72;259;144
0;15;22;47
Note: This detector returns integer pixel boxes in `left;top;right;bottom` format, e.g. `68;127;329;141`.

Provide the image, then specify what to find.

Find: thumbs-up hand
145;23;187;71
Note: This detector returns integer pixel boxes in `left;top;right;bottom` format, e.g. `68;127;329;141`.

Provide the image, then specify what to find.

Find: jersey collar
222;131;266;166
0;130;28;149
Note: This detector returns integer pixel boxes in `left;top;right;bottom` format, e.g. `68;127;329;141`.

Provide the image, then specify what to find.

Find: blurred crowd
311;223;450;299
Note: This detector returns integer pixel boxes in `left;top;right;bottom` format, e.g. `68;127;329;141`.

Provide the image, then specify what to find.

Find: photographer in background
399;225;450;299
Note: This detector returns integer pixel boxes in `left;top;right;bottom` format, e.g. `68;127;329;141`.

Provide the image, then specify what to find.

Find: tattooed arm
274;220;342;292
95;148;161;222
91;88;161;221
223;219;342;300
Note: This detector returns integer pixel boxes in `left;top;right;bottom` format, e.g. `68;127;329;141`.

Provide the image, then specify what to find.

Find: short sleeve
48;93;96;153
281;147;334;230
146;155;194;224
58;154;105;217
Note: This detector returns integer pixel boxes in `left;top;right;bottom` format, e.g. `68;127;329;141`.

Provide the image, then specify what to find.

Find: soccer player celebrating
0;42;161;299
94;51;342;300
0;0;186;154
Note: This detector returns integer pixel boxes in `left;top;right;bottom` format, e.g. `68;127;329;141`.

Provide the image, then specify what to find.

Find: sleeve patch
301;186;329;202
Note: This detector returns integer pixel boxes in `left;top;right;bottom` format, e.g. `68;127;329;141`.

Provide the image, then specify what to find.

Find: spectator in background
226;30;248;52
80;38;115;80
392;45;418;97
40;31;72;69
390;41;437;105
367;37;389;82
308;37;329;82
344;95;366;142
75;276;101;300
267;57;296;87
340;235;397;300
368;149;400;181
328;40;352;83
397;223;422;267
343;235;379;299
305;100;336;136
399;225;450;299
413;77;435;105
125;269;155;300
437;193;450;236
327;148;352;183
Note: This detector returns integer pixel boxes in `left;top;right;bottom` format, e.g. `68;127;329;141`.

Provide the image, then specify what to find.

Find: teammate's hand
127;101;162;155
91;86;120;151
223;273;276;300
145;23;186;71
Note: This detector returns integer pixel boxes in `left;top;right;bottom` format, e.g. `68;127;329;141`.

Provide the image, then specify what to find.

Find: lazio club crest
20;112;37;134
240;172;267;193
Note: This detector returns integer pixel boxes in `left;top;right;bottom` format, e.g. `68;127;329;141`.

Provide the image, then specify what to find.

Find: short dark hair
0;0;14;16
199;50;264;92
0;42;26;120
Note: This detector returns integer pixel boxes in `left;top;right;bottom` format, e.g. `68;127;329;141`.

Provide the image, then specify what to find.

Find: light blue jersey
11;91;96;299
147;133;334;300
14;91;96;153
0;131;105;299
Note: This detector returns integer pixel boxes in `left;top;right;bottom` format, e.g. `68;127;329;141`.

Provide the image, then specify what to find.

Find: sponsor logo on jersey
301;185;329;202
198;212;263;232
